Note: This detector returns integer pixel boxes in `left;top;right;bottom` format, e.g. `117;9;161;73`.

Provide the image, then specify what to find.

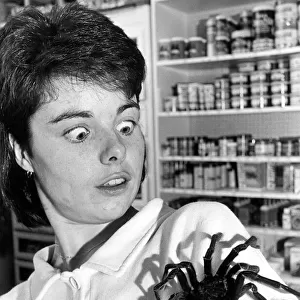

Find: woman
0;3;298;300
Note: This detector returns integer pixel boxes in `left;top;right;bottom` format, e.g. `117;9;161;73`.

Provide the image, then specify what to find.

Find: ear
9;133;34;173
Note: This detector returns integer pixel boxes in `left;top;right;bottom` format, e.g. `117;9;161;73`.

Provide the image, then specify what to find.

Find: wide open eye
116;120;135;136
64;127;90;143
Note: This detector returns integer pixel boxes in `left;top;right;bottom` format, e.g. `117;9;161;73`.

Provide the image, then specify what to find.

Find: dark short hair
0;2;146;227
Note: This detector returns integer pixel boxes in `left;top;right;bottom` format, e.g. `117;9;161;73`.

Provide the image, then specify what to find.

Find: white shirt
1;198;297;300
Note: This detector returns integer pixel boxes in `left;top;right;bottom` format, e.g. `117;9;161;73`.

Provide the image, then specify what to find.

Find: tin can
290;54;300;69
188;83;199;111
215;36;230;55
240;10;253;30
167;137;178;156
257;59;277;70
271;93;289;106
271;81;290;94
175;83;189;111
237;62;256;72
292;137;300;156
231;29;252;54
230;72;249;85
197;136;208;156
281;138;293;156
251;95;269;108
255;139;266;155
252;5;275;39
251;82;270;95
290;93;300;106
271;68;290;81
163;96;177;112
250;71;270;83
231;96;249;109
275;28;298;48
231;84;250;97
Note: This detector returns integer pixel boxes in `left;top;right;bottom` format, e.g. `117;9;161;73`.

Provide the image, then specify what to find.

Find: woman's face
26;78;145;224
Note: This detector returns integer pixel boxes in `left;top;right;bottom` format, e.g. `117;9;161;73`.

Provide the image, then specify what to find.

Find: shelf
161;188;300;200
157;46;300;70
159;106;300;117
160;156;300;164
153;0;271;14
246;226;300;238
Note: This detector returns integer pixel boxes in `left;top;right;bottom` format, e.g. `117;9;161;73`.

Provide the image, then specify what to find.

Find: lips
96;172;131;195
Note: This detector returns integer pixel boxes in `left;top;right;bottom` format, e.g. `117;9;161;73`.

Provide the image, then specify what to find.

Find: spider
154;233;300;300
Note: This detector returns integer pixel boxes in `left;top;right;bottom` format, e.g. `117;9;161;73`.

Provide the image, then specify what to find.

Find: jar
188;36;207;58
188;82;199;111
255;139;266;155
231;96;249;109
163;96;177;112
215;14;229;39
158;38;171;60
167;137;178;156
170;37;186;59
240;10;253;30
231;84;250;97
281;137;293;156
197;136;208;156
215;36;230;55
219;136;228;156
231;29;252;54
237;134;252;156
251;95;269;108
252;5;275;39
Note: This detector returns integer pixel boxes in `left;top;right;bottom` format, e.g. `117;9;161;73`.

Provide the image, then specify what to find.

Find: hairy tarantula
154;233;300;300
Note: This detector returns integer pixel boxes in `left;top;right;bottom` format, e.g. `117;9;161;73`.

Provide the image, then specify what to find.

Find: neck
49;206;138;271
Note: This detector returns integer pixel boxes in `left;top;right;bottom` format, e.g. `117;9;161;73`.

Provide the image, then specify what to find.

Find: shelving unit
151;0;300;287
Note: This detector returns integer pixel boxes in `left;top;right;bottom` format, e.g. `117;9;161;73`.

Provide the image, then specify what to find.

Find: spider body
154;233;300;300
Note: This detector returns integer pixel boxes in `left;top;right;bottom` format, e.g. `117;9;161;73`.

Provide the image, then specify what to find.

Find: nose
100;131;126;165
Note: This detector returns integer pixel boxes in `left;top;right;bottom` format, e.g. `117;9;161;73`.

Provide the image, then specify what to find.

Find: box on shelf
237;163;266;190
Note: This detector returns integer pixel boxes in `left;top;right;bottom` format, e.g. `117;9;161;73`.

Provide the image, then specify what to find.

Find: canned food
231;96;249;109
265;138;276;156
215;14;229;39
251;82;270;95
215;98;230;110
250;71;270;83
275;28;298;49
290;69;300;81
214;76;230;89
226;138;237;156
163;96;177;112
231;84;250;97
167;137;178;156
257;59;277;70
271;68;290;81
215;36;230;55
275;0;298;30
289;54;300;69
252;38;274;52
230;72;249;84
281;138;293;156
197;136;208;156
255;139;266;155
219;136;228;156
252;5;275;39
290;94;300;106
188;83;199;111
158;38;171;60
175;83;189;111
215;90;230;100
188;36;207;58
237;62;256;72
277;58;289;69
251;95;269;108
231;29;252;54
271;82;289;94
240;10;253;30
271;93;289;106
291;82;300;93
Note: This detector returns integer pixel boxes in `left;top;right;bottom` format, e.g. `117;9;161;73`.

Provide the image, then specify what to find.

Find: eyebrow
48;100;140;124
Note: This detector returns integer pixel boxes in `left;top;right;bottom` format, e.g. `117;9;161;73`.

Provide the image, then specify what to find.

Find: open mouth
103;178;126;187
97;176;129;195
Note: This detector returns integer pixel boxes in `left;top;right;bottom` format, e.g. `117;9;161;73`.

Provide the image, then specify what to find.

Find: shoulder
163;200;249;240
0;280;31;300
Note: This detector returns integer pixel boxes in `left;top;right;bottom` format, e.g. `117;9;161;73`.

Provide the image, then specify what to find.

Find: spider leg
238;282;267;300
154;267;191;300
203;232;222;277
241;270;300;297
230;265;260;300
227;263;260;278
176;261;199;290
216;236;258;277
